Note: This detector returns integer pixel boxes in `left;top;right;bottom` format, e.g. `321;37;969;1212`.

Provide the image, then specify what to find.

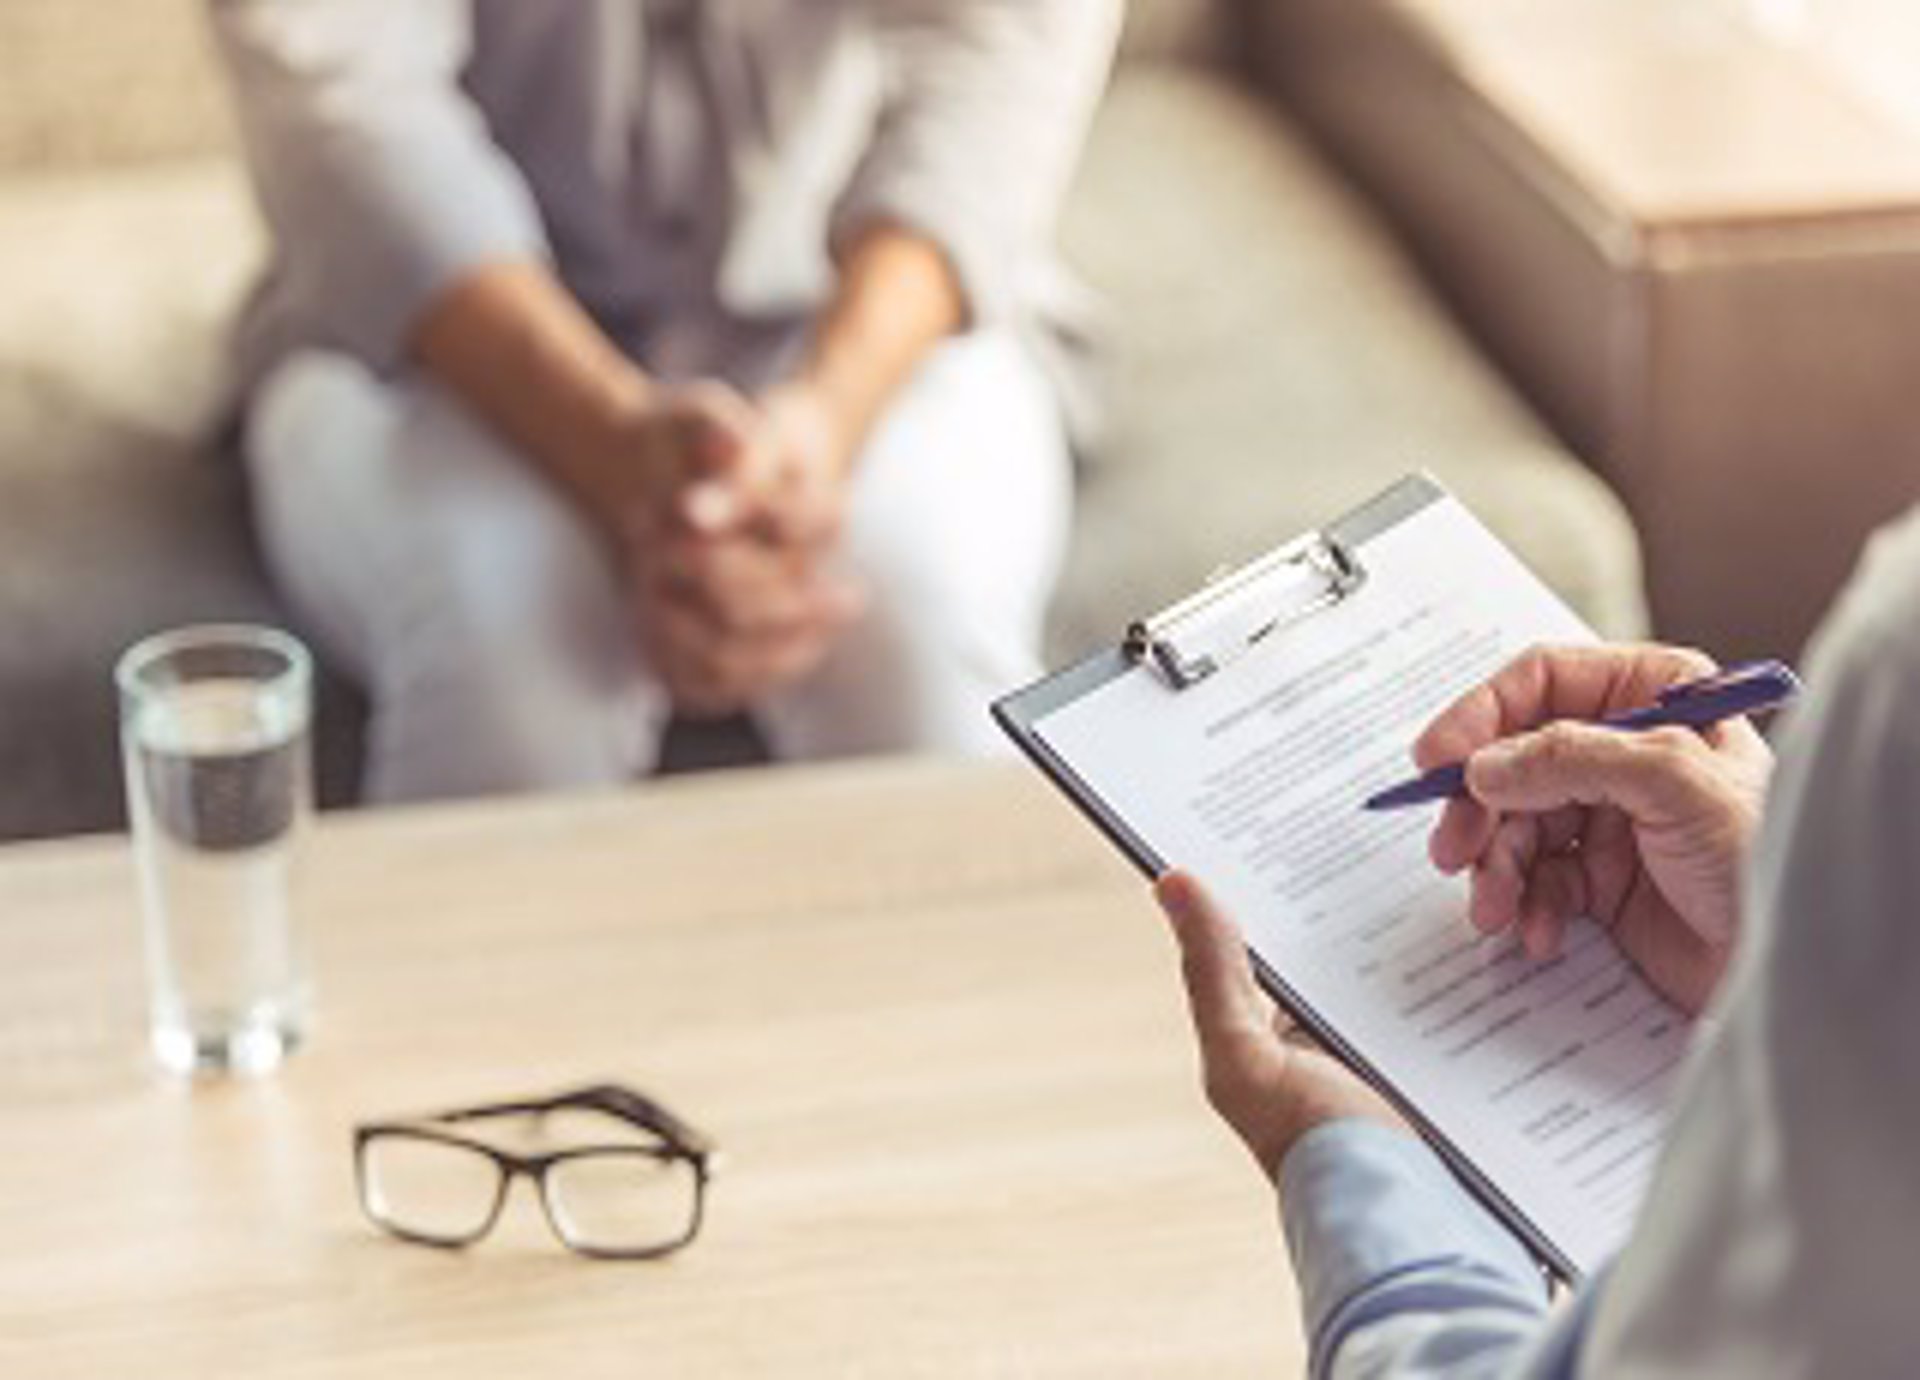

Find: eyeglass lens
360;1133;506;1245
541;1148;701;1255
358;1130;700;1256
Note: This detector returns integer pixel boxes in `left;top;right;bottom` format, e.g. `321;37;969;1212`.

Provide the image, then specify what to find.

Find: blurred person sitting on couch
210;0;1119;802
1154;508;1920;1375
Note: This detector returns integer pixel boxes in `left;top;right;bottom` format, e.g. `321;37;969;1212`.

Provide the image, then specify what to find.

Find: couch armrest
1245;0;1920;661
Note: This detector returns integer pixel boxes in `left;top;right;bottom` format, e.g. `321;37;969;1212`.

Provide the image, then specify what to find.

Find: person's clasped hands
1156;643;1777;1179
590;377;869;718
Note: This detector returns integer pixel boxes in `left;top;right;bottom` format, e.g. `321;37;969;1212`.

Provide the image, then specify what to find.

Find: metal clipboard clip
1125;530;1367;690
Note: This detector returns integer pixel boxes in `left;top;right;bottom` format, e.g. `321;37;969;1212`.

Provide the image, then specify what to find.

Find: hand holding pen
1388;645;1784;1014
1367;658;1798;809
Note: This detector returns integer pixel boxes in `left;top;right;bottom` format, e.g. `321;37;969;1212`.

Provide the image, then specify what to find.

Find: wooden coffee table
0;759;1303;1376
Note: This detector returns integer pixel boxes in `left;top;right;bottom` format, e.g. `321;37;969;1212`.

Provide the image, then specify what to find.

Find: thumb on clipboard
1154;871;1405;1180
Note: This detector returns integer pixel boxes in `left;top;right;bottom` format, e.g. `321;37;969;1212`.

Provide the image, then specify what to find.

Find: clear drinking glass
117;625;314;1075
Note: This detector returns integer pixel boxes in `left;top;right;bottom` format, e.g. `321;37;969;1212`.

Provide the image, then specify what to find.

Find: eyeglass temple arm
433;1083;715;1156
575;1083;715;1156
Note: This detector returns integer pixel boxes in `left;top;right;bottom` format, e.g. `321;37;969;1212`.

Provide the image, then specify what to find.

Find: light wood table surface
0;759;1304;1377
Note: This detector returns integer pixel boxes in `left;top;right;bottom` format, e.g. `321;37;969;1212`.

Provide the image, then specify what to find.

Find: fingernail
1156;872;1194;917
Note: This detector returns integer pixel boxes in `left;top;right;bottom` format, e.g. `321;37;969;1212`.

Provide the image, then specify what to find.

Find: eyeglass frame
353;1082;716;1261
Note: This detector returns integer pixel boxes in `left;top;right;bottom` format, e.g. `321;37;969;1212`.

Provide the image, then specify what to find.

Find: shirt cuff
1280;1121;1551;1376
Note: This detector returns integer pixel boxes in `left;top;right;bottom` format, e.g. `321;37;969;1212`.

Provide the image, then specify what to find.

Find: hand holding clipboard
995;475;1727;1279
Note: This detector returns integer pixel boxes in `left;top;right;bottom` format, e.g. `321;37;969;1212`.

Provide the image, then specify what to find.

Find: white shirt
208;0;1120;390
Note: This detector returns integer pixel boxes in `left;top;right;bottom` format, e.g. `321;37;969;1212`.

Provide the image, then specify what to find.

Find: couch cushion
0;0;236;171
0;162;260;428
0;161;365;839
0;162;266;670
1050;65;1647;661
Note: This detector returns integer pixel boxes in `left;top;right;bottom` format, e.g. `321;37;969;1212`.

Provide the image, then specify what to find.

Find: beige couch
0;0;1646;841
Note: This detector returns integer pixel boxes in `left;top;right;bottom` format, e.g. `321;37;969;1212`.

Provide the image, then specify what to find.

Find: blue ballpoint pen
1362;659;1802;811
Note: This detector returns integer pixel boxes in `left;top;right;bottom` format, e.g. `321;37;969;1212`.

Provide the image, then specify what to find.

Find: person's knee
246;351;393;486
334;383;633;683
848;500;1055;664
242;359;655;796
791;340;1065;754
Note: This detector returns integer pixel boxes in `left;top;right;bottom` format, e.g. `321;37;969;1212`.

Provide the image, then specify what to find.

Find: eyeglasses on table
354;1082;715;1260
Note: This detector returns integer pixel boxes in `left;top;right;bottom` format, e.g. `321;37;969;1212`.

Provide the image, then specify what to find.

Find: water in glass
124;655;312;1074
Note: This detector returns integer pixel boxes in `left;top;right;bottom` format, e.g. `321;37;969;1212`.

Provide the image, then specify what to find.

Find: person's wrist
561;367;673;535
1248;1102;1332;1183
1227;1051;1410;1183
1261;1096;1385;1181
578;364;659;459
763;376;862;487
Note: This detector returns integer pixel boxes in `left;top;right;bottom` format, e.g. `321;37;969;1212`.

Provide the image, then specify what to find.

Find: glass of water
117;625;314;1075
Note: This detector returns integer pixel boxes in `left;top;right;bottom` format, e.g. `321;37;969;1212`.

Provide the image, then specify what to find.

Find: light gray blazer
209;0;1121;391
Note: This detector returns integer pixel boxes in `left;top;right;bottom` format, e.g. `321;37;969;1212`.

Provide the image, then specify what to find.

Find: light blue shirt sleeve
833;0;1121;327
211;0;551;373
1281;1120;1600;1380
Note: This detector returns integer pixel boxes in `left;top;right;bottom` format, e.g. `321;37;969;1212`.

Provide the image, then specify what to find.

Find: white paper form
1034;497;1688;1275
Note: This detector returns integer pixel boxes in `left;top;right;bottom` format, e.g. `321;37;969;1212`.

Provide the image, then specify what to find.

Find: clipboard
994;473;1435;874
994;473;1681;1282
